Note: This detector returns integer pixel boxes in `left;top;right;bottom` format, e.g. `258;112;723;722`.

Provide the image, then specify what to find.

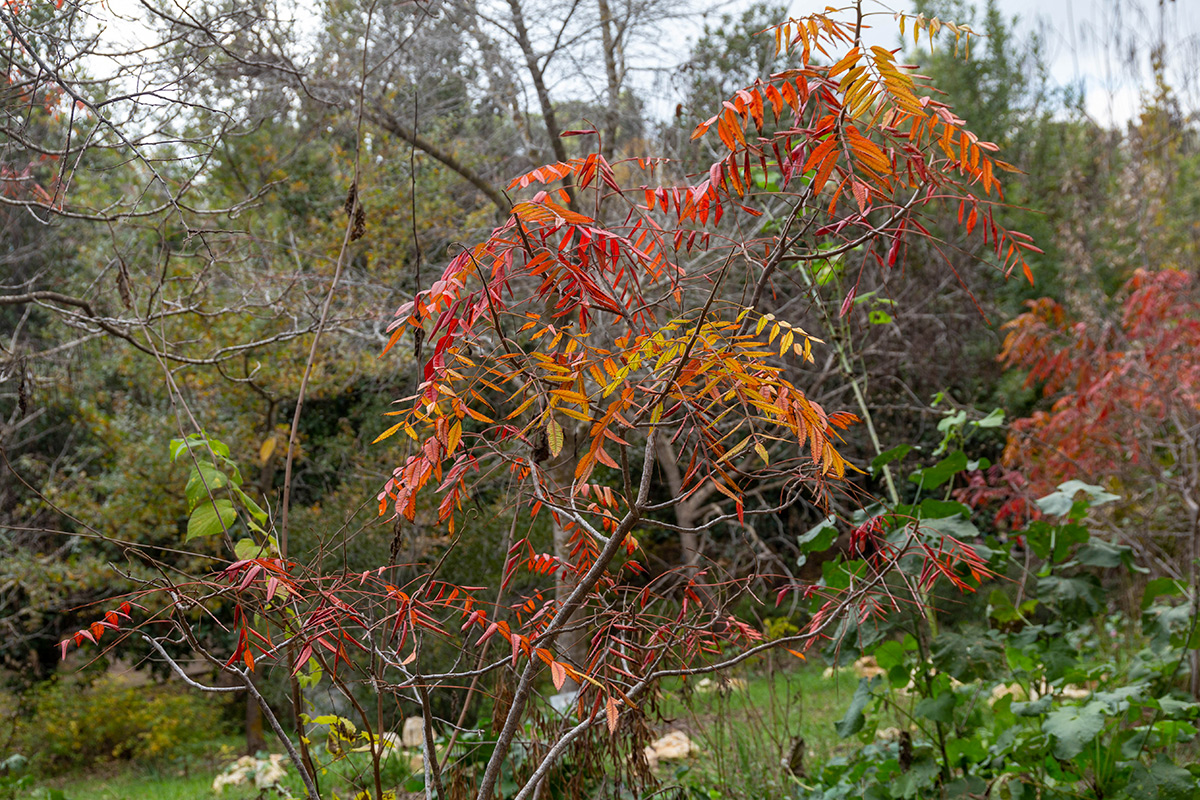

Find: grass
29;664;866;800
42;735;422;800
50;770;265;800
652;662;875;798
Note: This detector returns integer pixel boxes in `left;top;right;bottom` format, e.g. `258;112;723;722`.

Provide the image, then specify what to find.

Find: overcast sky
770;0;1200;125
94;0;1200;128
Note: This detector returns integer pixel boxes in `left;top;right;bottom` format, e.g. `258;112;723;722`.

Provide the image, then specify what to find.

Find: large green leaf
909;450;967;489
915;691;955;724
1142;577;1184;609
170;434;230;463
1074;540;1133;569
187;499;237;541
973;408;1005;428
186;462;231;511
797;515;838;557
1125;756;1199;800
1042;701;1106;759
835;676;879;738
871;444;913;477
1036;480;1118;517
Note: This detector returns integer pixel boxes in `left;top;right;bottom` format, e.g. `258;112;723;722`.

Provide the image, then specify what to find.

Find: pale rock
695;677;747;694
254;754;288;789
989;683;1029;705
402;716;427;748
643;730;698;769
853;655;885;680
212;753;288;794
373;731;403;760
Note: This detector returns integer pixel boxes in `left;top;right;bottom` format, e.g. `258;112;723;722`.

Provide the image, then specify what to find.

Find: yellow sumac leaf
717;435;751;464
448;421;462;454
754;442;770;465
828;46;861;78
506;394;539;419
373;422;405;444
550;389;590;406
547;418;564;458
780;329;794;357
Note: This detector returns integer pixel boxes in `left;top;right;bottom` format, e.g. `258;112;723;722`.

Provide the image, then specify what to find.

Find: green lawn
35;665;866;800
652;663;878;796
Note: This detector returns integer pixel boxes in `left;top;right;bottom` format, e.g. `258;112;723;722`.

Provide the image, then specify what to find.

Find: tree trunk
245;679;267;755
596;0;621;160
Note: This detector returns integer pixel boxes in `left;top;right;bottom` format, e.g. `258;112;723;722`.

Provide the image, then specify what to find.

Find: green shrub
16;675;230;772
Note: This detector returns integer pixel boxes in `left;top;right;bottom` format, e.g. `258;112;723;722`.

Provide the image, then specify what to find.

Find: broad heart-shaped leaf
1036;480;1119;517
1037;574;1103;614
914;691;955;724
1124;755;1198;800
1073;539;1134;569
797;514;837;557
1141;577;1184;609
873;640;907;672
917;514;980;541
1012;696;1052;717
834;676;880;738
187;499;237;541
1042;700;1106;759
1024;519;1089;563
930;630;1004;682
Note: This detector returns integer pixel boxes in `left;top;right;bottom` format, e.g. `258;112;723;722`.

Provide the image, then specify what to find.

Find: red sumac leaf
839;286;856;317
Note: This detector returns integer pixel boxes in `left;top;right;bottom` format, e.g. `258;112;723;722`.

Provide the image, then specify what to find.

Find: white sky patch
80;0;1199;137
